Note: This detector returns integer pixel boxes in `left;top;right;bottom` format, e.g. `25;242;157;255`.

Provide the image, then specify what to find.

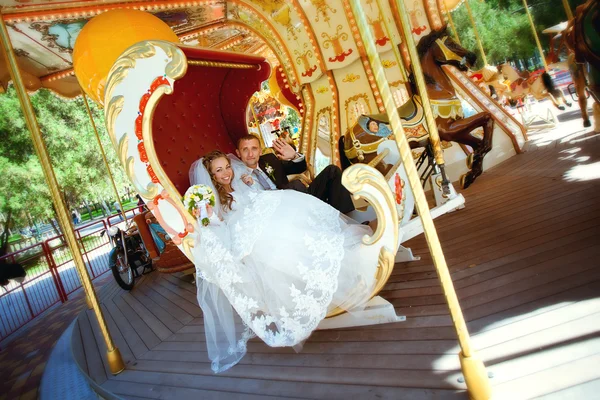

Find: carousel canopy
0;0;277;97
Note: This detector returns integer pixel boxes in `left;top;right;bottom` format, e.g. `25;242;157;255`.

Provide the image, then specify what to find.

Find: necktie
253;169;272;190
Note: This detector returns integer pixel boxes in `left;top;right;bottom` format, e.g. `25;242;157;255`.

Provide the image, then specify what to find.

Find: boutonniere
264;163;275;181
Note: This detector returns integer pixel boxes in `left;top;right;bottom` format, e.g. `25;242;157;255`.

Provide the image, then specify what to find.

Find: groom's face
237;137;261;169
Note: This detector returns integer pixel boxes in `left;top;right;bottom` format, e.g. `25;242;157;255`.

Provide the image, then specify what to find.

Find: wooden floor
73;130;600;400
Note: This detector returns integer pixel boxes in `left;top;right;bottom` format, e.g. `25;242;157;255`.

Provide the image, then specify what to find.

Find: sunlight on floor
564;161;600;182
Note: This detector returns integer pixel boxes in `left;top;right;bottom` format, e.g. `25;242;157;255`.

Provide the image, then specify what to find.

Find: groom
236;134;355;214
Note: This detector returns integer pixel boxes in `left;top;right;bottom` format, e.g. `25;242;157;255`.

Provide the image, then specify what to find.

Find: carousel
0;0;599;398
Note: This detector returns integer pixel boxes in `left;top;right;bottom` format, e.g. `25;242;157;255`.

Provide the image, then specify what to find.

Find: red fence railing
0;219;114;342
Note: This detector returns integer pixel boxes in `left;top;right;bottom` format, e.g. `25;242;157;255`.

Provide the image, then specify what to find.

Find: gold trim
188;60;259;69
341;164;398;247
126;156;159;199
105;96;124;148
117;134;129;167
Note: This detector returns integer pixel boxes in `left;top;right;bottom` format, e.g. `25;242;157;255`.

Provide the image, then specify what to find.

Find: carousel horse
499;63;572;110
564;0;600;131
341;27;495;189
469;65;510;102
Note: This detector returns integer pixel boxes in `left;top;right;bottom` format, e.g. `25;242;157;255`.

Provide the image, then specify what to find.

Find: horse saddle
359;95;425;130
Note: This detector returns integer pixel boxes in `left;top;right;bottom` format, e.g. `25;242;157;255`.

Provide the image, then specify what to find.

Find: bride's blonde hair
202;150;234;211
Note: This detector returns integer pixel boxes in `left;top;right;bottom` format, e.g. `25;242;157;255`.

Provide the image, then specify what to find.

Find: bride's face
210;157;234;186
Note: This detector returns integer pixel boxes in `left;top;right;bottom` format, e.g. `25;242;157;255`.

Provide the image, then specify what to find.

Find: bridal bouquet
183;185;216;226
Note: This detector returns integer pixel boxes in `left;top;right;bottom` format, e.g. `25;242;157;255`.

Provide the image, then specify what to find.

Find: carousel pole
562;0;574;20
0;10;125;375
391;0;453;194
464;0;488;66
442;1;462;45
82;94;129;226
349;0;492;398
522;0;549;72
374;0;409;82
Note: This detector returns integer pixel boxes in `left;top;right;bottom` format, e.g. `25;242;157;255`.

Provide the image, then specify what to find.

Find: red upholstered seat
151;47;271;195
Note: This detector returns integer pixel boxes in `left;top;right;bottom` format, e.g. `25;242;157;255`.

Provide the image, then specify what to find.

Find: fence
0;219;114;342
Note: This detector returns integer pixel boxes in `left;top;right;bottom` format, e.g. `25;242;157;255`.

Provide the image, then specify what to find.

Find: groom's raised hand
273;138;298;161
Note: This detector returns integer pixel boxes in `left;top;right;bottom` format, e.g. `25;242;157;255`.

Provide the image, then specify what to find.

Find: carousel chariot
99;35;473;328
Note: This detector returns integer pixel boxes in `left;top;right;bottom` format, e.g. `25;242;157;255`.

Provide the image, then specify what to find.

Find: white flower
265;165;274;175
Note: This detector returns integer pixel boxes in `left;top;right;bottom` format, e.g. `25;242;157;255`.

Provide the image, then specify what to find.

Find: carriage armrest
133;213;160;260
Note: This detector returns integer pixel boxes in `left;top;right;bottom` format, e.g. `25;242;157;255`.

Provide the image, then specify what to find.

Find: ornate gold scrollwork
341;163;398;248
126;156;159;199
105;96;124;148
371;246;395;296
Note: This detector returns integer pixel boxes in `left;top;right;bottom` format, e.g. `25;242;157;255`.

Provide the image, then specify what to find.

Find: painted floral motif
322;25;353;63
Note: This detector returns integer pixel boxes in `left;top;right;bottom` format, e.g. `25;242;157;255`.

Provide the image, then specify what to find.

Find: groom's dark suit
258;152;355;214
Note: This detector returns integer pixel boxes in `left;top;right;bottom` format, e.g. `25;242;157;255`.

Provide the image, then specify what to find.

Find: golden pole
522;0;549;72
352;0;492;398
392;0;450;191
374;0;408;82
464;0;488;66
0;10;125;375
442;2;462;45
82;94;129;226
562;0;574;20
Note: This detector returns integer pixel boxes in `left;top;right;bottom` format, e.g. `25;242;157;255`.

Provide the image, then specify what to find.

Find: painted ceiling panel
300;0;360;71
234;0;324;84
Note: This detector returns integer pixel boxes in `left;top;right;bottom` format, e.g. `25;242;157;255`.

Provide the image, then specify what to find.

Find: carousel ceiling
0;0;275;97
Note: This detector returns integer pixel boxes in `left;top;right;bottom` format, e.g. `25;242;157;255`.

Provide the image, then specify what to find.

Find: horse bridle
435;36;468;67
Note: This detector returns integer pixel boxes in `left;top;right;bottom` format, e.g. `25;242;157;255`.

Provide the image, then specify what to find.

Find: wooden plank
112;295;161;349
161;273;197;295
150;277;202;318
152;339;459;355
536;378;600;399
86;309;113;379
479;312;600;364
466;279;600;335
137;282;194;325
77;310;107;385
71;318;88;375
153;274;199;307
121;292;173;340
492;351;600;399
104;295;149;358
108;369;465;400
129;287;184;334
103;378;304;400
100;303;135;366
138;349;462;370
127;359;466;390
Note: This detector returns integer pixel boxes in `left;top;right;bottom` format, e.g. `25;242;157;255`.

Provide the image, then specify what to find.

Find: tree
451;0;587;69
0;87;131;255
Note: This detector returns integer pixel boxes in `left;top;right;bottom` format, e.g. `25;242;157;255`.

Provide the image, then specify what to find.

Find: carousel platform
68;130;600;399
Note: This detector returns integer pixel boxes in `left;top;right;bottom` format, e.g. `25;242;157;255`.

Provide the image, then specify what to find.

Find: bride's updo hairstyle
202;150;235;211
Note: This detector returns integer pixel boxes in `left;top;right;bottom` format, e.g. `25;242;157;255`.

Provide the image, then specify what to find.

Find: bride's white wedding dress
190;155;380;373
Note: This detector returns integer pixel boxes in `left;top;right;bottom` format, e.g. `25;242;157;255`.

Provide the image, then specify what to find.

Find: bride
189;150;380;373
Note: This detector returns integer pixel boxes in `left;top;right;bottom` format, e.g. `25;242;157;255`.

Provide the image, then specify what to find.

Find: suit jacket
259;152;307;190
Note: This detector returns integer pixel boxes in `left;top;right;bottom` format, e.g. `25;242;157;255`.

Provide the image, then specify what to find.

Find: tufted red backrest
151;46;271;195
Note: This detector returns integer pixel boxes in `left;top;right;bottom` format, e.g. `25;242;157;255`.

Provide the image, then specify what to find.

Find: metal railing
0;219;114;342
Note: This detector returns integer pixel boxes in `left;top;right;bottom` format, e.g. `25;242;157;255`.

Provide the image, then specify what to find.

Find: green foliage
282;107;301;133
0;87;132;240
451;0;587;68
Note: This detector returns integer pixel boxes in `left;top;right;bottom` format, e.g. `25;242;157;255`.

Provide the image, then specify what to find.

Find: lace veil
188;153;256;373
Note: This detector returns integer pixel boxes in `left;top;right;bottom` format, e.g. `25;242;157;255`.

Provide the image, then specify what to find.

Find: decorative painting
406;0;431;39
302;0;359;70
235;0;323;84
